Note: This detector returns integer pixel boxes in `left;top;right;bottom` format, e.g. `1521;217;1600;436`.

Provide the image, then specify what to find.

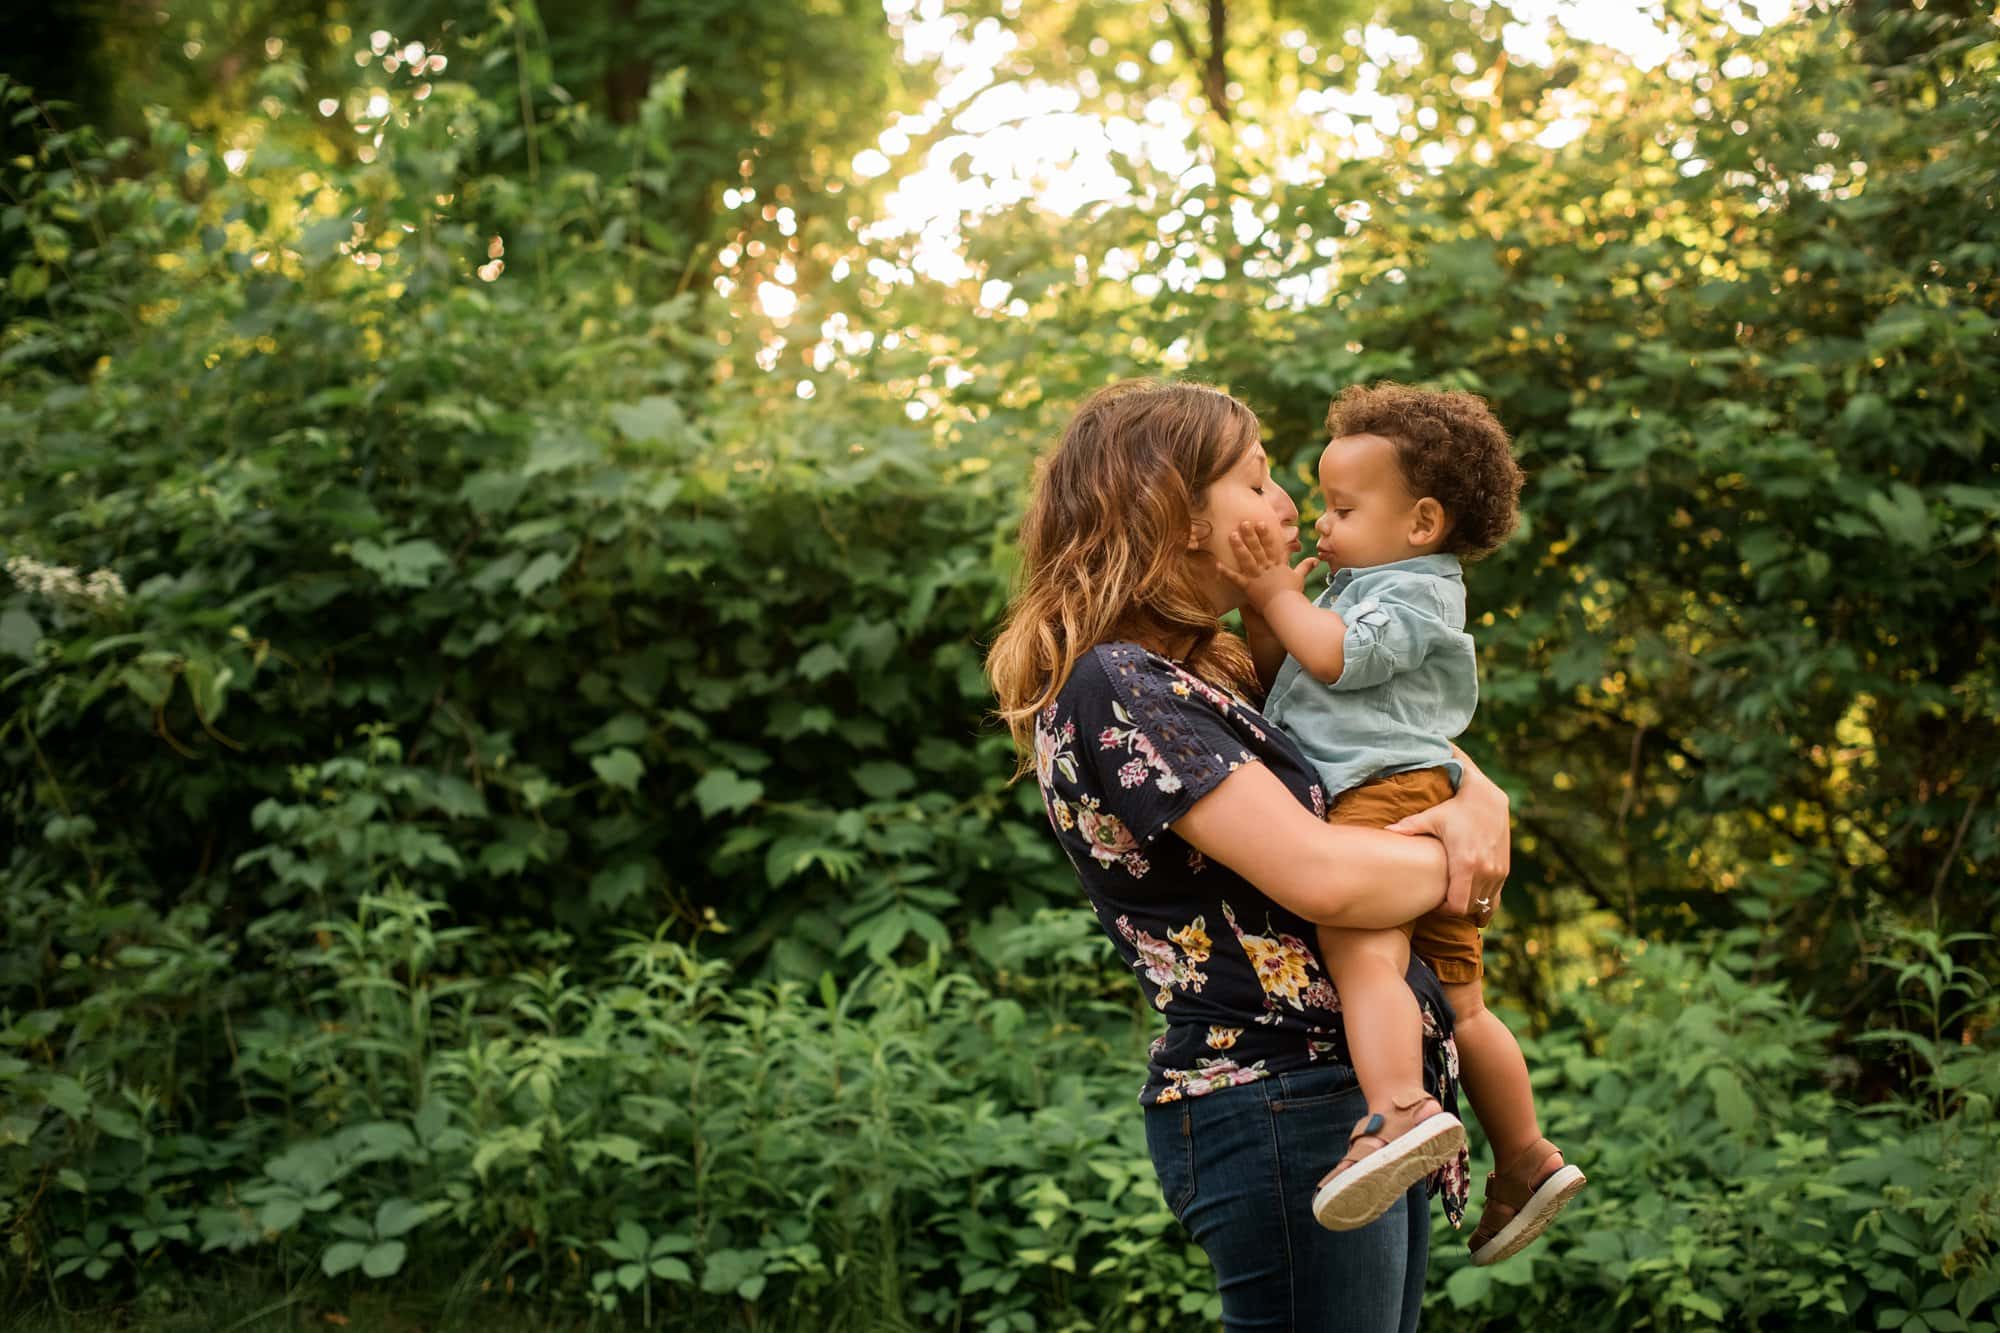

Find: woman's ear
1187;517;1211;550
1411;497;1449;546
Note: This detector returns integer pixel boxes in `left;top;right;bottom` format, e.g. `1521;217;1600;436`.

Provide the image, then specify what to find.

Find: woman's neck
1122;624;1201;663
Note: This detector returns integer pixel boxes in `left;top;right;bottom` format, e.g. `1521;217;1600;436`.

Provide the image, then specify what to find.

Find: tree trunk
603;0;650;124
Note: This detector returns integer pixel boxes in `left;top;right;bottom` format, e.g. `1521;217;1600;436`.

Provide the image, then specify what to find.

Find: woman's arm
1385;743;1511;923
1169;762;1449;928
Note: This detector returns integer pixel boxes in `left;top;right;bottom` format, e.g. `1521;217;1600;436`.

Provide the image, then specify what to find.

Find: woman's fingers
1385;802;1506;919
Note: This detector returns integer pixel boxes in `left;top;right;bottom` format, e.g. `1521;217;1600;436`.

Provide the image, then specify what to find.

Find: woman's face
1189;440;1301;613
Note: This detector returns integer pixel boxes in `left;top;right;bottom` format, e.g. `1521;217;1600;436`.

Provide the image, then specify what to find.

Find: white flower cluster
5;555;128;605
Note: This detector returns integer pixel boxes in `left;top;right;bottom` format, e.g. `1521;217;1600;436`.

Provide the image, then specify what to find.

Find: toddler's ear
1411;497;1449;546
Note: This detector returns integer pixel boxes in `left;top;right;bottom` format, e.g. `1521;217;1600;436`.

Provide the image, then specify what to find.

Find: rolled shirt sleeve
1330;585;1454;692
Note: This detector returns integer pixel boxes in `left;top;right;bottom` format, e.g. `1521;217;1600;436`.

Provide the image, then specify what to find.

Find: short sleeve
1330;586;1449;692
1079;646;1262;845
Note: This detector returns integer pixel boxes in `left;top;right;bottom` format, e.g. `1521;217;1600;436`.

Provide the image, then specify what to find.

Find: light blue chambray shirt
1261;553;1476;800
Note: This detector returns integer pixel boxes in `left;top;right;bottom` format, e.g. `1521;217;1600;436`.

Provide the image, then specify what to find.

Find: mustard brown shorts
1323;766;1483;986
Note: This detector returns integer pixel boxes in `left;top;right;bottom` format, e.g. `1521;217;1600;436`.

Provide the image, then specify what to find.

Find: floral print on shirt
1223;903;1342;1019
1073;794;1148;877
1116;913;1209;1009
1098;700;1185;794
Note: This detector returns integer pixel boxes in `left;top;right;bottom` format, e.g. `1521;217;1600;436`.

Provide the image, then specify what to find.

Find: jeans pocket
1144;1102;1197;1221
1268;1069;1362;1117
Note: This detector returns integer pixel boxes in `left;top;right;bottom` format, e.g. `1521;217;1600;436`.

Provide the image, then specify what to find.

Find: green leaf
609;395;687;443
322;1241;368;1276
700;1248;762;1295
693;768;764;817
854;761;916;799
514;550;571;597
424;774;488;819
0;607;42;661
589;860;648;911
523;432;600;477
574;712;648;754
120;661;175;708
360;1240;407;1278
796;642;846;681
350;538;449;589
373;1197;440;1240
258;1198;305;1233
1706;1065;1755;1133
591;747;645;792
459;469;530;517
11;263;51;300
182;657;232;722
1445;1262;1493;1309
1865;483;1933;551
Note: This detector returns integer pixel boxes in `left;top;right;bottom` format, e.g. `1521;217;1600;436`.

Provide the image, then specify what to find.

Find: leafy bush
9;794;1997;1329
5;3;2000;1327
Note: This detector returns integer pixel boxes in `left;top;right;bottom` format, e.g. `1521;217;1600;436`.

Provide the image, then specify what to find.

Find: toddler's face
1312;433;1429;571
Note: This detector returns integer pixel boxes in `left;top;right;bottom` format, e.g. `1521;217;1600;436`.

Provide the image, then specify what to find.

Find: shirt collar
1328;552;1463;595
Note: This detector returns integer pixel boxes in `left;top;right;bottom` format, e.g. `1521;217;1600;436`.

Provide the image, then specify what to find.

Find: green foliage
876;0;2000;1008
4;0;2000;1326
1433;933;2000;1331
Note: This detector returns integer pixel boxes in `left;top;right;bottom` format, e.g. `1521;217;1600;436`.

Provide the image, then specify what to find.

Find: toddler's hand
1222;519;1320;611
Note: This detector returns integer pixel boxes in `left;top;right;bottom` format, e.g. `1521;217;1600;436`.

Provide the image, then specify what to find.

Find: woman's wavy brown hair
988;380;1263;771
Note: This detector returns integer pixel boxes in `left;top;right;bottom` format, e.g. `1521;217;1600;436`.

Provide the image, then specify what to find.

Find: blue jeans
1145;1065;1430;1331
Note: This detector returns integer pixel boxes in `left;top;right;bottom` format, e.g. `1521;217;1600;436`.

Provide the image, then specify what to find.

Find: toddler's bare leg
1316;924;1424;1107
1445;979;1562;1177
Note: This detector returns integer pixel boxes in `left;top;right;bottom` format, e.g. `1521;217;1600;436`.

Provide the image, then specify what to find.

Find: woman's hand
1385;759;1510;924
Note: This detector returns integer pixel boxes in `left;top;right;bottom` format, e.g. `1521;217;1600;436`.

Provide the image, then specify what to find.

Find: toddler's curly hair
1325;382;1524;559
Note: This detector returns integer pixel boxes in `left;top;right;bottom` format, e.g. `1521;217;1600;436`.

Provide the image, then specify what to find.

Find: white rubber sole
1312;1113;1467;1231
1470;1163;1588;1266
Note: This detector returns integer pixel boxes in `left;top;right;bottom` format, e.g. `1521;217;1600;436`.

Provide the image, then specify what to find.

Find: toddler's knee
1322;931;1407;973
1444;983;1488;1022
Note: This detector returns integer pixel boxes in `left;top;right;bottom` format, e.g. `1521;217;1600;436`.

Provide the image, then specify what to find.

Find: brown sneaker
1467;1138;1587;1266
1311;1094;1467;1231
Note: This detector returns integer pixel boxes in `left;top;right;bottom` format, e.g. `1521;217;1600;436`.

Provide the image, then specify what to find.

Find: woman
987;380;1510;1331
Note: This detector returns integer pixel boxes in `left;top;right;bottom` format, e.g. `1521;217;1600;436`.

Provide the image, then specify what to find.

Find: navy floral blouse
1032;642;1468;1220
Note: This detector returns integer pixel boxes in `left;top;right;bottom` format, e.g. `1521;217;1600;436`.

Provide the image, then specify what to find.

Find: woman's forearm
1171;762;1448;929
1300;825;1449;927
